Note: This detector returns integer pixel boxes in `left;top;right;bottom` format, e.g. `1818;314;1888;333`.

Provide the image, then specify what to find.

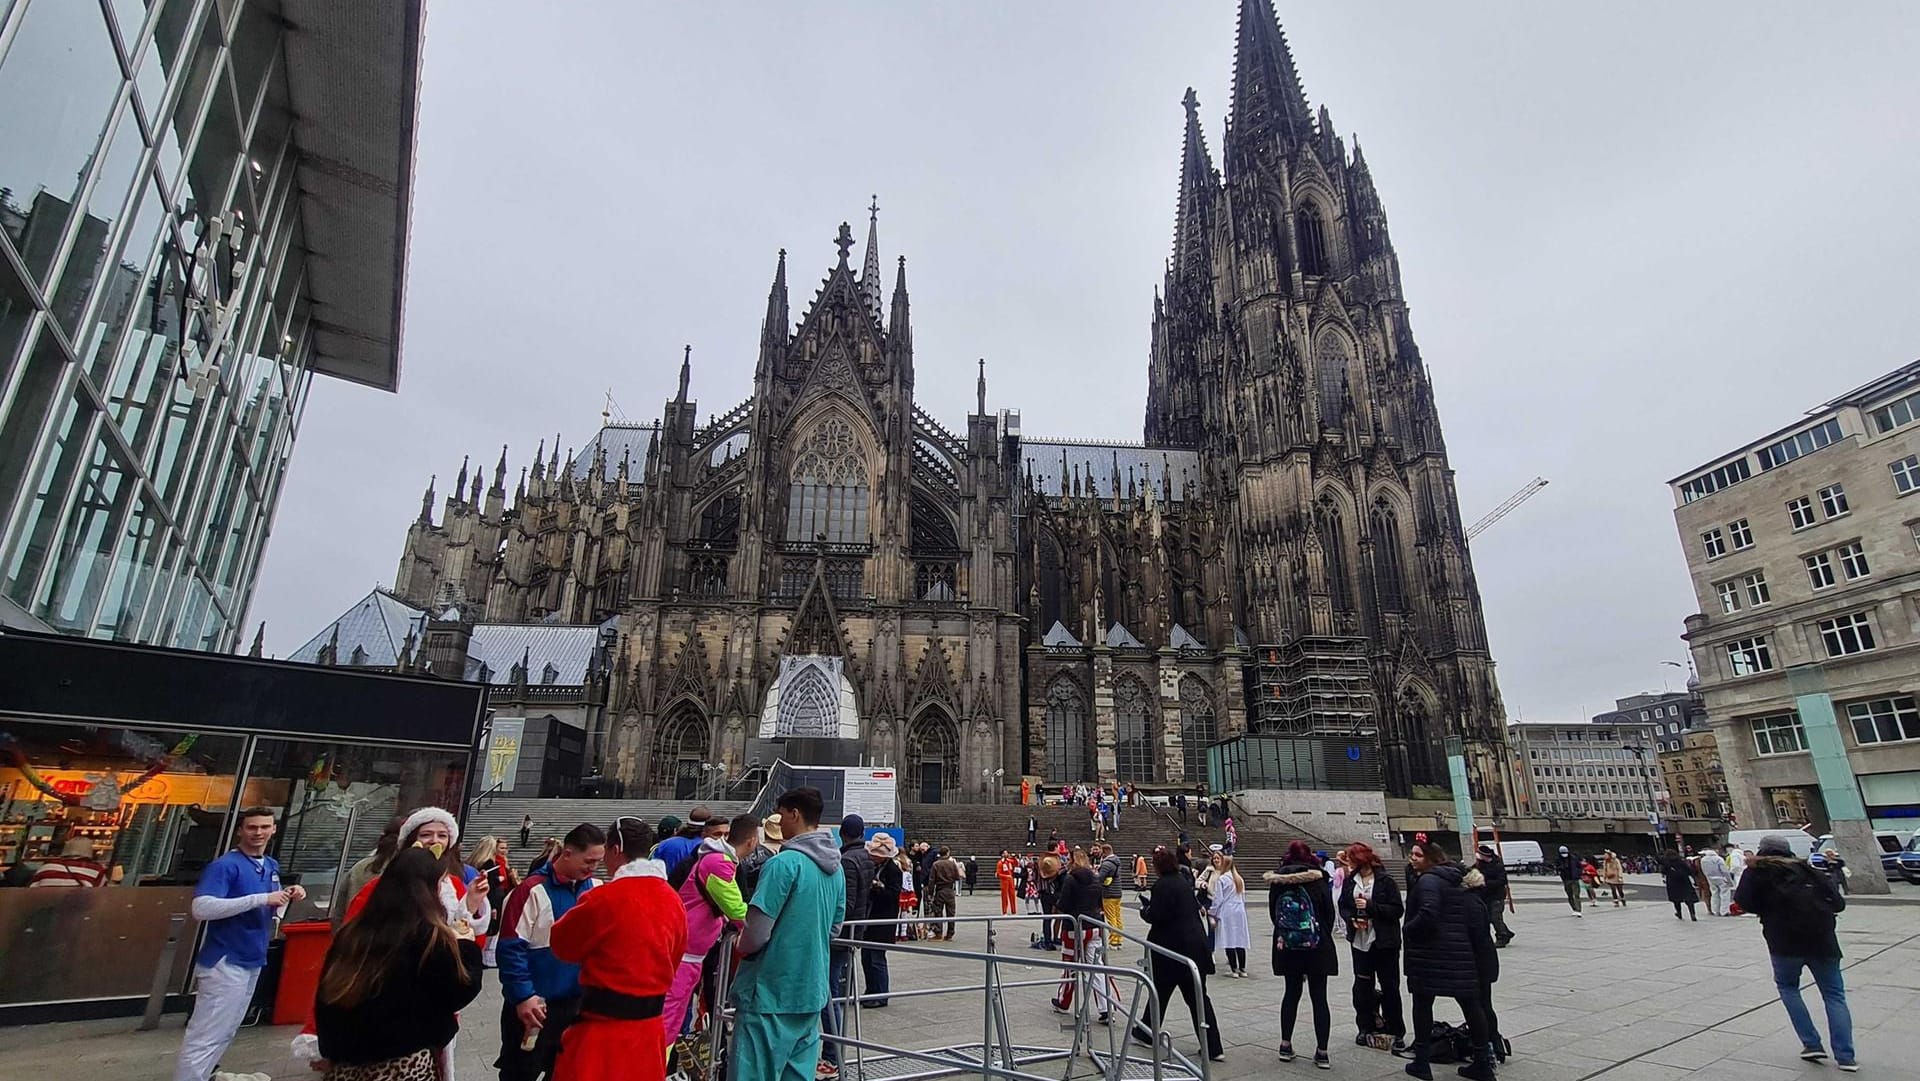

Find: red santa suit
549;855;687;1081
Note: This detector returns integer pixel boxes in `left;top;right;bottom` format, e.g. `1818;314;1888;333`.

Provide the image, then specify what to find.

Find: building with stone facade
1507;719;1662;822
381;1;1511;804
1673;359;1920;891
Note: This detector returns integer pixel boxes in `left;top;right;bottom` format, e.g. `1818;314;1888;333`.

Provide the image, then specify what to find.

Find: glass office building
0;0;421;650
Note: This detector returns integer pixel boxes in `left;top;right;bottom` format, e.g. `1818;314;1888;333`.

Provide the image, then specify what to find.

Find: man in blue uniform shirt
172;807;303;1081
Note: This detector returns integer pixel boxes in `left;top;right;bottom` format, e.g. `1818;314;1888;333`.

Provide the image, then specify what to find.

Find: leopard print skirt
323;1048;436;1081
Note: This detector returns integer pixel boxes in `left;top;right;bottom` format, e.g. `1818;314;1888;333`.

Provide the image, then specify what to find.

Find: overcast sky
253;2;1920;723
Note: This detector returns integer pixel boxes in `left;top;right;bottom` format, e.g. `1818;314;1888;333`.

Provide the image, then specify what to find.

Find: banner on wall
842;767;898;824
483;718;525;792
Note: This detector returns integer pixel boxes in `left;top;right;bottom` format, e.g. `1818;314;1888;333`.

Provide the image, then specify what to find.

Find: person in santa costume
548;817;686;1081
293;806;489;1076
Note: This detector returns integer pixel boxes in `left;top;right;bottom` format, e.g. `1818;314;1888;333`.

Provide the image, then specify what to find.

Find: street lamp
1623;744;1664;852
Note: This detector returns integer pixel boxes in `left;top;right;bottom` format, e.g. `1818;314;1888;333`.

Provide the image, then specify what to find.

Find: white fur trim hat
400;806;459;847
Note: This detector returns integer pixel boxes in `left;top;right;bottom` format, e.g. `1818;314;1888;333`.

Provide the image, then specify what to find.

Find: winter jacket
1096;854;1126;900
652;830;704;877
315;934;483;1066
1555;853;1580;883
1265;864;1339;977
1461;867;1501;985
1056;866;1104;921
868;857;903;922
1661;855;1698;904
1474;852;1509;902
678;840;747;958
497;862;597;1005
1401;863;1481;998
1336;868;1403;951
1733;856;1846;959
930;856;962;898
839;838;876;932
1140;867;1213;976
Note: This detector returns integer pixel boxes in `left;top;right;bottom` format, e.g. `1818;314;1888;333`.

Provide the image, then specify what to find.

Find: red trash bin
273;920;334;1026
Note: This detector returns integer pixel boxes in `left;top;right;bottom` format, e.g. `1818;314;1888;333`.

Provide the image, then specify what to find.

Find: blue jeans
860;936;890;1006
821;947;853;1065
1771;955;1853;1063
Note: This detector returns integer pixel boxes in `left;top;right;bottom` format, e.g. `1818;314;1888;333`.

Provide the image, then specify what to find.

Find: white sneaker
1574;910;1584;918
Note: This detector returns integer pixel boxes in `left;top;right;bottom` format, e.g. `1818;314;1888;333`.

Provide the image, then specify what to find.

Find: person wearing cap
1553;845;1583;917
861;834;902;1007
652;807;711;875
1473;844;1514;946
822;814;875;1070
1733;835;1855;1071
739;814;784;903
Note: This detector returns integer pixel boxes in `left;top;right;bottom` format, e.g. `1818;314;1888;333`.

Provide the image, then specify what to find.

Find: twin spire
1229;0;1314;152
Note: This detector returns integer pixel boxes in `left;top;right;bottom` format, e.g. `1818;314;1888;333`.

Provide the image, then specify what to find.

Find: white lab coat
1208;872;1251;951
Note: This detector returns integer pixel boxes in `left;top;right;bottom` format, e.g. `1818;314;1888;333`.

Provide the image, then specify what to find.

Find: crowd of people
161;801;1862;1080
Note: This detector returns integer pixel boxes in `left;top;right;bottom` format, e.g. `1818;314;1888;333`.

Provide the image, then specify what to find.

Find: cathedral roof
1170;623;1206;651
467;624;602;686
570;423;660;481
1020;440;1201;502
1105;622;1147;649
1041;621;1083;649
288;589;425;667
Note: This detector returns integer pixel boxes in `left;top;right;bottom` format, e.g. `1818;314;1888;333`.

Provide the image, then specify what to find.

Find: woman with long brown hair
313;847;483;1079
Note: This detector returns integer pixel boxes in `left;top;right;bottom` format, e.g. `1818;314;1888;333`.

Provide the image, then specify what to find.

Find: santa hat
399;806;459;847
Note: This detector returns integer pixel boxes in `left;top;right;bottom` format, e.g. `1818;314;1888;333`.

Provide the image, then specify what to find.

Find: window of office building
1891;455;1920;495
1837;542;1870;580
1727;518;1754;550
1788;496;1816;530
1742;572;1771;606
1818;484;1849;519
1818;612;1876;657
1756;419;1842;471
1715;580;1740;614
1805;552;1836;590
1725;636;1774;676
1869;390;1920;435
1752;713;1808;756
1701;528;1726;559
1844;696;1920;746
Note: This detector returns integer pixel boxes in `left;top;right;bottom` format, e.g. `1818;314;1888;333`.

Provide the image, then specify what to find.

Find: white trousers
173;959;261;1081
1707;879;1732;915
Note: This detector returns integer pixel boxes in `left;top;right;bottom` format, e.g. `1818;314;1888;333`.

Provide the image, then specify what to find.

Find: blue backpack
1275;884;1320;950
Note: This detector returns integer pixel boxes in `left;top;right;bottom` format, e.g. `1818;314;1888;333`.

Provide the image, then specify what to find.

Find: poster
842;767;898;824
484;717;525;792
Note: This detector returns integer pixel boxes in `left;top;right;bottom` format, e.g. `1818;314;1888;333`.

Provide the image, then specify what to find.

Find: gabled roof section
570;423;659;480
1106;622;1147;649
287;589;425;666
1170;623;1206;651
1041;621;1083;649
468;624;601;685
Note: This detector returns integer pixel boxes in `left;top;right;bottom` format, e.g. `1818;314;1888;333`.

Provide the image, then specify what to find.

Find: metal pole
139;913;188;1030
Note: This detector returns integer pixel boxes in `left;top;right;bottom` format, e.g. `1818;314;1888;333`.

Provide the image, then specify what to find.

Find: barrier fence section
707;912;1213;1081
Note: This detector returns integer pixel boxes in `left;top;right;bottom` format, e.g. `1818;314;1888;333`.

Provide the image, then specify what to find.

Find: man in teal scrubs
730;786;846;1081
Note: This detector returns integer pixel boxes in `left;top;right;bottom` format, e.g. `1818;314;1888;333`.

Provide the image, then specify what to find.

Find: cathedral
388;1;1510;806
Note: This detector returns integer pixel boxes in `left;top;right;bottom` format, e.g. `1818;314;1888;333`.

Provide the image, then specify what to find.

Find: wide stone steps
461;796;752;857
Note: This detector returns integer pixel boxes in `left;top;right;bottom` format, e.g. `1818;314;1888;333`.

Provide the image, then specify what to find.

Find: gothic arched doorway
906;707;959;804
1179;674;1217;786
650;704;709;799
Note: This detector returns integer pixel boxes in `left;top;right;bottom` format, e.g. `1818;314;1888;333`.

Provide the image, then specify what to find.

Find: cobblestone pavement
3;875;1913;1079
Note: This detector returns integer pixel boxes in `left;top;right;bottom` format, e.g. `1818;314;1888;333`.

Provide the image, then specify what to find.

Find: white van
1496;840;1544;870
1723;829;1814;859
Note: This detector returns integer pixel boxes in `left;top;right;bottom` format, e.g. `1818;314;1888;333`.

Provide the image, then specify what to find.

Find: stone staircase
462;796;753;857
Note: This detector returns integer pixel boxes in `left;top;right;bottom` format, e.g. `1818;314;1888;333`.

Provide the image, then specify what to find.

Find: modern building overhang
283;0;425;392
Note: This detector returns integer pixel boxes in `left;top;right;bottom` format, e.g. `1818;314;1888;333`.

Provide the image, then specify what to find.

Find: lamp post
1624;744;1663;852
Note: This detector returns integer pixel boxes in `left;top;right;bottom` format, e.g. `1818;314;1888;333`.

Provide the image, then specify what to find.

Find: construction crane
1465;476;1549;539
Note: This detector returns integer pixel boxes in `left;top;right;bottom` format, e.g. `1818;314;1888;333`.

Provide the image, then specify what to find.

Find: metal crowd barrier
707;912;1212;1080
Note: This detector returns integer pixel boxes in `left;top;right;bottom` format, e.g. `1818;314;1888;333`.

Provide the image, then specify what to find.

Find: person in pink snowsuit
661;816;752;1041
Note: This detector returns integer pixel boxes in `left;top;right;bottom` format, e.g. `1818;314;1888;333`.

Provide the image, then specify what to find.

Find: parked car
1808;830;1912;874
1895;834;1920;885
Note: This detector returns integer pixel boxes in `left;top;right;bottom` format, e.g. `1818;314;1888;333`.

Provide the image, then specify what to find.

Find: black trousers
1134;953;1223;1059
1489;902;1513;942
1281;971;1331;1052
1410;990;1490;1066
497;994;581;1081
1223;947;1246;973
1352;945;1405;1038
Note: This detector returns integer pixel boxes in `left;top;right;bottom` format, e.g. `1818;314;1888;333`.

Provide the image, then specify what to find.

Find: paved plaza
3;875;1913;1080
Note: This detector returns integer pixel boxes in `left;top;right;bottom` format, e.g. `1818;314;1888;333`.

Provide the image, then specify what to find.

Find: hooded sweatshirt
678;836;748;958
1733;855;1845;958
731;828;846;1015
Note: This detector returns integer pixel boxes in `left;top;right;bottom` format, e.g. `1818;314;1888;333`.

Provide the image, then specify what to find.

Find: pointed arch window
785;418;869;544
1037;531;1066;631
1179;675;1217;785
1316;337;1350;427
650;706;709;799
1296;206;1329;276
1370;500;1408;612
1318;497;1354;612
1114;677;1159;782
696;494;740;548
1045;677;1089;784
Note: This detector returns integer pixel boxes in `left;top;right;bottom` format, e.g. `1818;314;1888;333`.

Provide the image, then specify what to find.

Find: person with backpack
1130;847;1225;1062
1401;839;1495;1081
1733;835;1855;1071
1338;842;1406;1053
1265;839;1338;1069
660;814;747;1042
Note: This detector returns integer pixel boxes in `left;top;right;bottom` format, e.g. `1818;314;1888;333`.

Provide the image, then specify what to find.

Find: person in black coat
1472;845;1514;946
1050;848;1119;1021
862;835;905;1007
1733;836;1854;1068
1337;842;1406;1051
1661;851;1699;921
1401;839;1495;1081
1266;840;1339;1067
1129;847;1225;1062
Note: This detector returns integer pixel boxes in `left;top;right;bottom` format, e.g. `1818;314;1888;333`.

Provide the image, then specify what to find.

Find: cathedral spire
454;454;469;503
889;256;911;351
976;358;987;415
860;195;883;319
491;444;507;495
1229;0;1314;156
676;345;691;404
531;438;545;481
419;475;436;523
1172;87;1219;276
759;248;789;379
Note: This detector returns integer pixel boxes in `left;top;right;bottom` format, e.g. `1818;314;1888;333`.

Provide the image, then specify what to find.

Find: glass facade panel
96;492;165;638
4;385;93;605
43;433;136;630
48;94;147;338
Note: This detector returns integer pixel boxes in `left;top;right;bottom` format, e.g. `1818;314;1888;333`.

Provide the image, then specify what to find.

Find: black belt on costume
580;987;665;1020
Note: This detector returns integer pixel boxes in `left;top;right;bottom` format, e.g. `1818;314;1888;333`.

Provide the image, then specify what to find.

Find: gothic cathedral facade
391;1;1510;806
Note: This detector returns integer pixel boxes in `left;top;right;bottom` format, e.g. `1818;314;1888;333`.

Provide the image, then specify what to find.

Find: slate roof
1105;622;1147;649
1020;440;1201;503
1041;621;1083;649
287;589;426;666
570;423;659;481
1170;623;1206;651
466;624;602;686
